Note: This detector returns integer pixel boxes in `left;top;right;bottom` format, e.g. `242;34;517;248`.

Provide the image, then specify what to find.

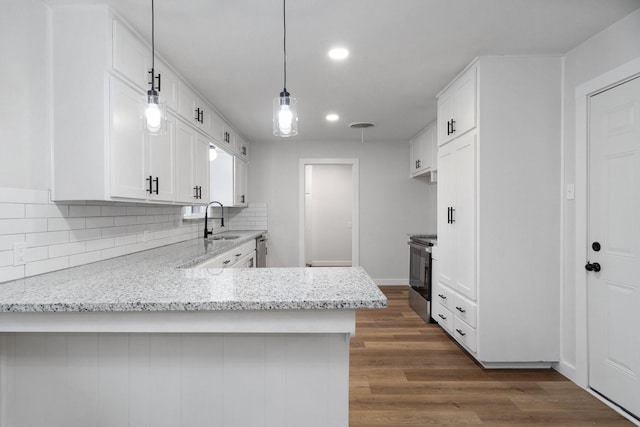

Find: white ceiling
45;0;640;143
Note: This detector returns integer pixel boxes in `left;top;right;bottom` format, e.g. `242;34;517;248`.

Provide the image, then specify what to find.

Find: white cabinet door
177;80;199;126
236;135;249;160
234;157;248;206
156;60;178;112
421;125;434;171
437;141;455;288
437;87;455;146
175;119;196;203
112;18;149;91
453;132;477;300
453;66;477;138
195;133;211;204
409;137;422;175
147;113;176;202
437;132;477;300
110;78;147;200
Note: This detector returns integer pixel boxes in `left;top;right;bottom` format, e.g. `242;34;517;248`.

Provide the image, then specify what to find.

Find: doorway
299;159;359;268
586;75;640;419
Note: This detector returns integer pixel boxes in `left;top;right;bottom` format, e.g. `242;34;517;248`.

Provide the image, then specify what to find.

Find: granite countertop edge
0;231;387;313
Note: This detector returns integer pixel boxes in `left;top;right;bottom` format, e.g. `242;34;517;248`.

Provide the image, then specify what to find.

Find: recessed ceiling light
326;113;340;122
328;47;349;60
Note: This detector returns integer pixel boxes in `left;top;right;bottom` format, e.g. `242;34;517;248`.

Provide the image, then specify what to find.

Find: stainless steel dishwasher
256;234;268;268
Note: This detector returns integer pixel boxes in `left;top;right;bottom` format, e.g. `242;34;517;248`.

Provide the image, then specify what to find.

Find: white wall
248;140;436;284
306;164;352;266
560;8;640;381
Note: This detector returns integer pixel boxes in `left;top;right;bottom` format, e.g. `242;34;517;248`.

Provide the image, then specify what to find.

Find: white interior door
588;75;640;419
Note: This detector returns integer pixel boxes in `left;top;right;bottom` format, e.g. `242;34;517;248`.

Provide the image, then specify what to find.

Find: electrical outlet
13;242;26;266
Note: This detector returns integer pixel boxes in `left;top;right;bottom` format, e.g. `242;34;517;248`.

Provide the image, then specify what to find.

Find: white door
437;142;455;288
147;114;176;202
175;120;196;203
588;75;640;419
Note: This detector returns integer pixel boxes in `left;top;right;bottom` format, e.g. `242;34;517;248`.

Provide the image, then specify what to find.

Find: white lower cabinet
196;240;257;269
453;316;477;353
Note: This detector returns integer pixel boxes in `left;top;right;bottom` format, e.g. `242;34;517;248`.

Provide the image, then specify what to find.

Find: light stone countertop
0;231;387;313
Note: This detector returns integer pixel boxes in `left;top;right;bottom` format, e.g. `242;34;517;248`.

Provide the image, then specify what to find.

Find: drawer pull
455;328;466;337
438;314;446;320
456;306;466;313
438;294;447;299
235;253;242;257
222;260;231;265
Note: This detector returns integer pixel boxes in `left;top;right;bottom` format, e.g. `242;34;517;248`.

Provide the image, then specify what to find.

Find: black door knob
592;242;601;252
585;262;601;272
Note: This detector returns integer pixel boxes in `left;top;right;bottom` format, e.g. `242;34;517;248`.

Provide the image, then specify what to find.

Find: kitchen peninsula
0;234;386;427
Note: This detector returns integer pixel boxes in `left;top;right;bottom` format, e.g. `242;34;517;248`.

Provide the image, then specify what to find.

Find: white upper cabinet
437;64;477;146
234;157;248;207
409;121;437;178
49;5;250;204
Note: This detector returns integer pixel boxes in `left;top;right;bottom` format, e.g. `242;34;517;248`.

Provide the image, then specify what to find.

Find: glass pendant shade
140;92;167;135
273;90;298;137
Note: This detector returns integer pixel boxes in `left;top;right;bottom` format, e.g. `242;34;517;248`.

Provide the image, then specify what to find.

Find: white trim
298;159;360;268
588;389;640;426
574;56;640;389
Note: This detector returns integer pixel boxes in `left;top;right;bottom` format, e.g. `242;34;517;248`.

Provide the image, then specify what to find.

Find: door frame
298;158;359;268
573;57;640;389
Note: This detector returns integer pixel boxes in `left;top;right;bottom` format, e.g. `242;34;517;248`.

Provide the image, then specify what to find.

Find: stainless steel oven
408;235;435;323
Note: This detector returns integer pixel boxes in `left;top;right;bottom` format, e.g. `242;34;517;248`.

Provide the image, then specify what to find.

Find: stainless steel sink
209;235;240;241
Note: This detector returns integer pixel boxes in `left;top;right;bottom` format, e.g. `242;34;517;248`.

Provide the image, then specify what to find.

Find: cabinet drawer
453;293;477;328
433;281;454;311
432;302;453;334
453;317;477;353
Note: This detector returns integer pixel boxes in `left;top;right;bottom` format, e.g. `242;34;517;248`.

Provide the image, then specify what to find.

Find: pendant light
140;0;166;135
273;0;298;137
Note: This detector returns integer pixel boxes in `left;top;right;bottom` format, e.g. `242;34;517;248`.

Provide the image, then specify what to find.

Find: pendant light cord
151;0;155;71
283;0;287;91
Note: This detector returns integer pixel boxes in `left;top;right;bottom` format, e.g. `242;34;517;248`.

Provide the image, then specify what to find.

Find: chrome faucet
204;201;224;238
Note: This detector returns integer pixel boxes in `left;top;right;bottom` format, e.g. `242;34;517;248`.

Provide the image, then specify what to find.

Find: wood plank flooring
349;286;632;426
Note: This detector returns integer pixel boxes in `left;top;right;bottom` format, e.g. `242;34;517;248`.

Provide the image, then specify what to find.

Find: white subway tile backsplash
26;231;69;248
25;204;68;218
47;217;85;231
86;217;115;228
86;238;115;252
0;265;25;283
0;187;266;283
69;228;102;242
26;256;69;277
26;247;48;263
69;251;102;267
0;219;48;234
101;246;126;260
114;216;138;226
69;205;102;217
0;234;25;251
0;203;25;219
49;241;87;258
101;226;127;238
0;250;13;267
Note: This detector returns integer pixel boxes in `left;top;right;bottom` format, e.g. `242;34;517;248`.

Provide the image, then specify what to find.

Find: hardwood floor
349;286;632;426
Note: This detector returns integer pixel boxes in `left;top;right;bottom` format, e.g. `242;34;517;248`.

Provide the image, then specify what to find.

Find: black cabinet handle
438;293;446;300
417;160;421;169
450;207;455;224
242;146;247;155
199;109;204;123
456;306;466;313
447;120;452;136
146;175;153;193
193;186;198;199
153;177;159;194
447;207;451;224
241;195;245;204
438;314;446;320
223;260;230;265
455;328;466;337
195;108;200;122
157;73;161;92
451;119;456;133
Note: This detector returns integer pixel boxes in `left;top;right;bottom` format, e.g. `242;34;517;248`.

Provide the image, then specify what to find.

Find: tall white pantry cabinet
434;56;561;367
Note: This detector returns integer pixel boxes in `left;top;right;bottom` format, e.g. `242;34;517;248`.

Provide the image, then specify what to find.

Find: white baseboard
554;360;578;383
373;279;408;286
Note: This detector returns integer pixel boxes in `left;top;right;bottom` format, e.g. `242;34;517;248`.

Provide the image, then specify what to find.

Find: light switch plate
566;184;575;200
